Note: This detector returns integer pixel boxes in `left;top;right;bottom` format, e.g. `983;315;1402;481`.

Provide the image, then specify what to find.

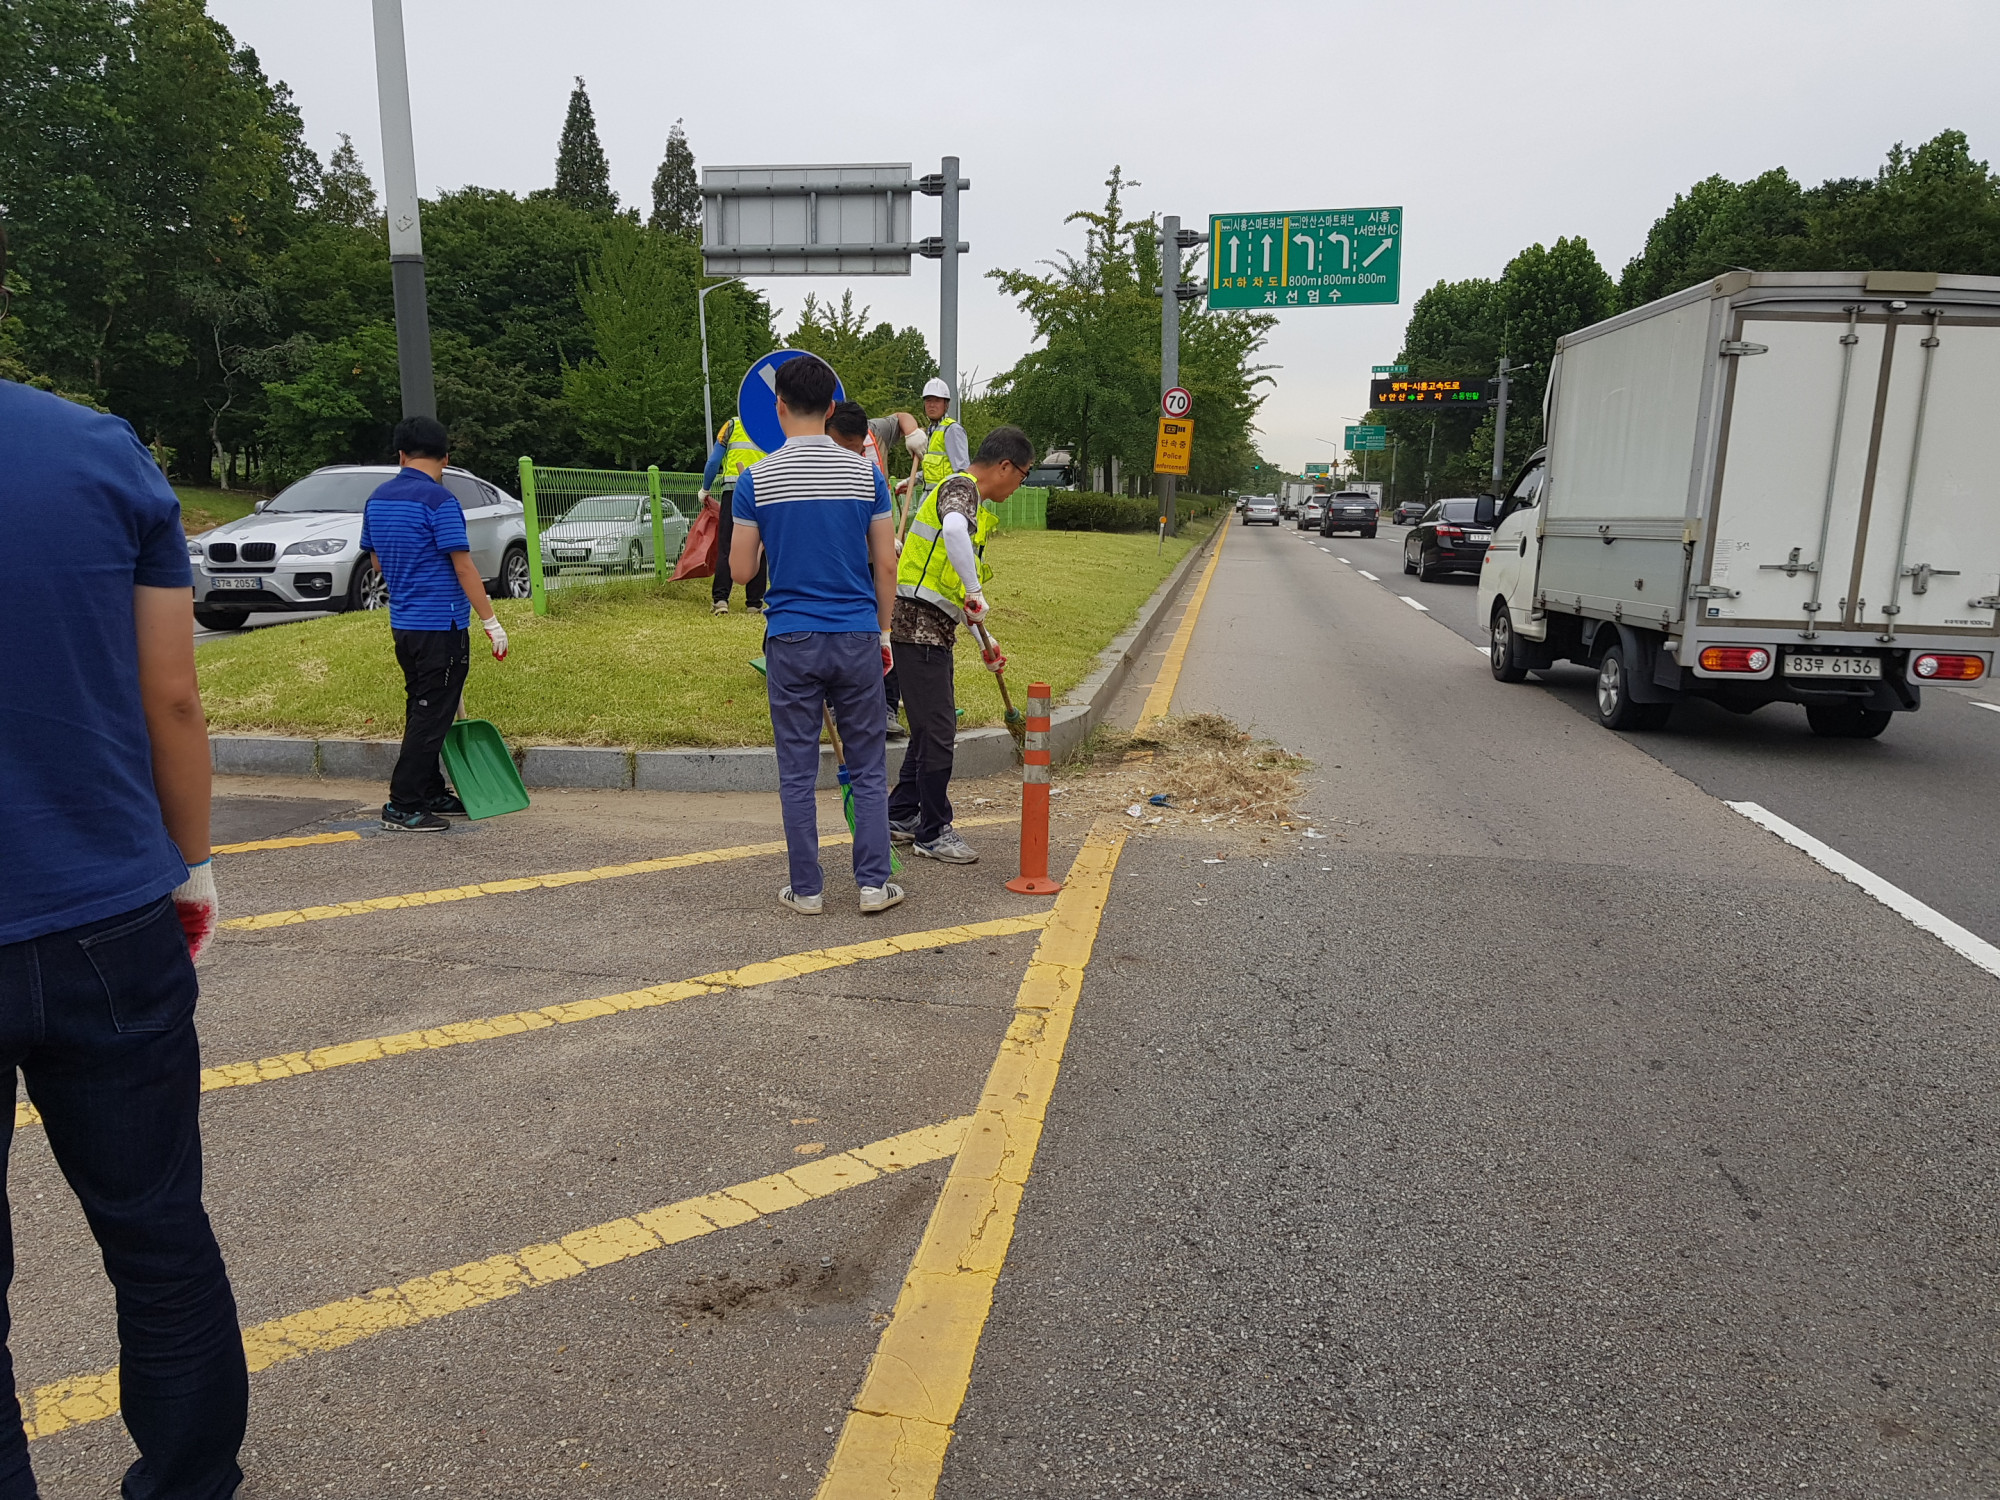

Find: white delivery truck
1477;270;2000;736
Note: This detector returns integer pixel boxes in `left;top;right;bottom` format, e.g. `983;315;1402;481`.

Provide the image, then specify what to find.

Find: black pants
887;640;956;842
0;900;247;1499
391;627;470;810
712;493;766;607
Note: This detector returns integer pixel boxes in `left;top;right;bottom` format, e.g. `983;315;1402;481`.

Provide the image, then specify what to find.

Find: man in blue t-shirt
730;356;903;914
357;416;510;831
1;368;248;1494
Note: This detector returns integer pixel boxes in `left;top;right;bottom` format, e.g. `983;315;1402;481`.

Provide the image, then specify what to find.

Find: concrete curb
208;523;1222;793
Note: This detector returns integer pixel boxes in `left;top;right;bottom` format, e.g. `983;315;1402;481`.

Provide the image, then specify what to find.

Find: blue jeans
0;899;246;1500
765;631;893;895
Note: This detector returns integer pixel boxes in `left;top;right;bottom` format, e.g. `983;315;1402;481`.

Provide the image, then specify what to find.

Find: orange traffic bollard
1005;683;1063;895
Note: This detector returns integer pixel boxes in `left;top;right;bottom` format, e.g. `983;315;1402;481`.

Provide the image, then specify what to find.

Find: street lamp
697;277;742;449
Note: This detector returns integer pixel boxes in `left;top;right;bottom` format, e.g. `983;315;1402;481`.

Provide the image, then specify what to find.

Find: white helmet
922;377;952;401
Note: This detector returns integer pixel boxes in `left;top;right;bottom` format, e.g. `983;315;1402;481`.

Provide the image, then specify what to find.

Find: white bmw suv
188;464;531;632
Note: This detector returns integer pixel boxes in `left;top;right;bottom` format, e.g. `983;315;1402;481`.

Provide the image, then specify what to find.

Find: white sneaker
779;886;823;914
712;599;729;616
858;883;905;914
914;826;979;864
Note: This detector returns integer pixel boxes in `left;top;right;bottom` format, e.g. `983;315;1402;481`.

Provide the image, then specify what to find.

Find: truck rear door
1846;313;2000;638
1702;311;1887;631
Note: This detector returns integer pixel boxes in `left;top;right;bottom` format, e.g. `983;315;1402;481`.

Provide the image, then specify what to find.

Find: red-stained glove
880;631;895;676
172;859;219;961
482;614;509;661
979;635;1007;675
962;592;990;625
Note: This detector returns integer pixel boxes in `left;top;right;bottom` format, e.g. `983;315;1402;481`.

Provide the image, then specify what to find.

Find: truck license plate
1785;654;1881;679
212;576;262;590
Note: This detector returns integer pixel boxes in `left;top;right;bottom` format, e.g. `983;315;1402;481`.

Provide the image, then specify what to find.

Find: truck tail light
1699;646;1772;673
1912;653;1985;680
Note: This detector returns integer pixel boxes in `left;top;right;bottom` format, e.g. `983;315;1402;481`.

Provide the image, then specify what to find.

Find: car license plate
1785;654;1881;678
1468;531;1491;543
554;549;588;561
212;576;262;590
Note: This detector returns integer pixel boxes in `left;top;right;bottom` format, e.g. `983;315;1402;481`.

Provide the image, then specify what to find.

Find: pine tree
553;77;616;214
649;119;700;238
316;133;378;229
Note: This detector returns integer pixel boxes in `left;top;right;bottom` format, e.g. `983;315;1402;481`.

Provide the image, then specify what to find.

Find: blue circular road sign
735;350;846;453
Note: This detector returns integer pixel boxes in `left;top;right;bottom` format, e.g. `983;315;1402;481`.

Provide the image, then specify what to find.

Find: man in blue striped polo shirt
730;357;903;914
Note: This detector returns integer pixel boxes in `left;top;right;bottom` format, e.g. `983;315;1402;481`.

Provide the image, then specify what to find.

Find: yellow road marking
213;831;363;856
220;817;1010;932
7;913;1050;1135
23;1116;970;1441
1139;522;1228;726
816;820;1127;1499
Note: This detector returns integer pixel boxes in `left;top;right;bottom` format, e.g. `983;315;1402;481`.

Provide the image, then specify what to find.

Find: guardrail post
1005;683;1062;895
518;456;548;616
647;465;668;582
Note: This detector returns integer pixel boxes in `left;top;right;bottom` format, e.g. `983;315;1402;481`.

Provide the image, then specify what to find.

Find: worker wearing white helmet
915;377;970;497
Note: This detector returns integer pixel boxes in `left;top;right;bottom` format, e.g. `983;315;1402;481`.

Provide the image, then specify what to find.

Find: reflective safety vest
719;418;763;484
920;415;961;487
896;473;995;625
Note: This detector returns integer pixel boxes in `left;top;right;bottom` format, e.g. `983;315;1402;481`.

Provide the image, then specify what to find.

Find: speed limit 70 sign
1161;386;1192;419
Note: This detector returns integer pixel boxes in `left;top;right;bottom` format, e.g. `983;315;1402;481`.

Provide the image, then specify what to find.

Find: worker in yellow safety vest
701;416;766;614
885;424;1035;863
909;376;971;507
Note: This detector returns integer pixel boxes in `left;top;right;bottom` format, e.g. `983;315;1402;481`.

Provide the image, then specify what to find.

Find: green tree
552;76;616;214
788;291;936;416
649;120;699;238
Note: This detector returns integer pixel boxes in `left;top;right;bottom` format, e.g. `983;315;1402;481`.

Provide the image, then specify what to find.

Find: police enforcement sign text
1154;417;1194;476
1207;207;1402;310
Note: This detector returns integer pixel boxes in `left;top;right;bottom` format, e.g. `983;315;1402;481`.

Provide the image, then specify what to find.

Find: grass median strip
10;912;1051;1133
817;821;1127;1500
220;817;1010;933
23;1115;970;1441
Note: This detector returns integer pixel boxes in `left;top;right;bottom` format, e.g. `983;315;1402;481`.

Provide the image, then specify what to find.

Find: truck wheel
1489;604;1529;683
1806;703;1893;739
1595;643;1671;731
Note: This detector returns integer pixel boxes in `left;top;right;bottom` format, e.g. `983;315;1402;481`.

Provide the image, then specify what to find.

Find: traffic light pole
1489;354;1512;499
370;0;435;420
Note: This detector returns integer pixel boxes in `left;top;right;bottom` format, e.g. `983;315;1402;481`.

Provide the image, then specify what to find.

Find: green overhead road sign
1304;462;1332;476
1373;363;1408;374
1345;425;1388;452
1208;207;1402;310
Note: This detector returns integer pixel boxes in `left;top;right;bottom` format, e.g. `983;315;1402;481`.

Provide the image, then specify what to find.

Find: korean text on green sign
1345;425;1388;452
1208;207;1402;310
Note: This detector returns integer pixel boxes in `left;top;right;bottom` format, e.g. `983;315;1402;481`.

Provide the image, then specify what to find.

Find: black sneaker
381;803;450;832
428;792;468;817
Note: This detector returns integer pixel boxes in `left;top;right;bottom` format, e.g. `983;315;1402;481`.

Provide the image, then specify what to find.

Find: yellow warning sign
1154;417;1193;476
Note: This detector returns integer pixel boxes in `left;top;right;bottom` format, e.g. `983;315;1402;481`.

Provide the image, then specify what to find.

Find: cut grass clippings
1082;713;1310;829
197;521;1217;750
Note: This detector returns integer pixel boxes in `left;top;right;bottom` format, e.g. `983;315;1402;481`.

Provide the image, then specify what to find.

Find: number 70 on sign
1207;207;1402;310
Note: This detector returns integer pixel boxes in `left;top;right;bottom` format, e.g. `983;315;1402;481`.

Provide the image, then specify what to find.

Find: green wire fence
516;460;704;616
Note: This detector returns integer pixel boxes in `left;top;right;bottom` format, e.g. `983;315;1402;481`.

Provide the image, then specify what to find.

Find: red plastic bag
672;496;720;580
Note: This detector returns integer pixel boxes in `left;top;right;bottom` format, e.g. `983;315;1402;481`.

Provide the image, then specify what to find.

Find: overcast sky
214;0;2000;473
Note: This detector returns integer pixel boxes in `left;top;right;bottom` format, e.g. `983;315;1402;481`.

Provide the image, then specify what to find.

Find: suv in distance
1402;497;1492;581
1297;495;1327;529
1319;491;1379;538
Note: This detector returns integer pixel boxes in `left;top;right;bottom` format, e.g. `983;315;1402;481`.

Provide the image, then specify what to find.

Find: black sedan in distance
1402;497;1493;581
1393;500;1426;526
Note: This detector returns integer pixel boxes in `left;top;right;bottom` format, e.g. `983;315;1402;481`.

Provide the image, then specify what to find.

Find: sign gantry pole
370;0;435;420
939;157;962;419
1160;214;1182;534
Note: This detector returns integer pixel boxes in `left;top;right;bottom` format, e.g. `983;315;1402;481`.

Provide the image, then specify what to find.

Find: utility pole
696;277;741;452
370;0;434;420
1489;354;1512;499
918;157;970;419
1158;217;1203;533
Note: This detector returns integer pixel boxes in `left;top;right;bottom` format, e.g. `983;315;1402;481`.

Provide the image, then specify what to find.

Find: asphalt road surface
1300;516;2000;948
22;519;2000;1496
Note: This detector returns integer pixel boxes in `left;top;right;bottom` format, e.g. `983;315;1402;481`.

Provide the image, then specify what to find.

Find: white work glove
482;614;509;661
962;592;989;625
171;859;219;961
904;430;929;456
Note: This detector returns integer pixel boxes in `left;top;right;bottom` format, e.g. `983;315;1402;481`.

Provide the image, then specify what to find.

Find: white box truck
1477;270;2000;736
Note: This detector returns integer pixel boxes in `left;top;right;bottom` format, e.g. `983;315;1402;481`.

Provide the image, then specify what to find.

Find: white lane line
1356;570;1379;581
1336;557;1351;564
1726;801;2000;981
1972;702;2000;714
1399;595;1431;612
1474;641;1492;656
